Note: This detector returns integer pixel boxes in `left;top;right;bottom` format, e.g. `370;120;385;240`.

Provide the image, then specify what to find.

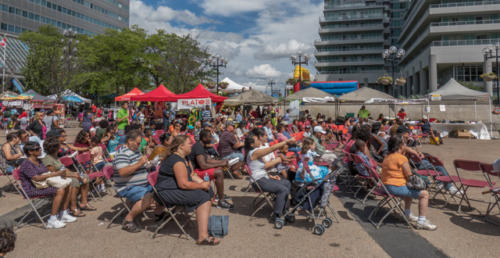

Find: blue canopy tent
62;95;84;103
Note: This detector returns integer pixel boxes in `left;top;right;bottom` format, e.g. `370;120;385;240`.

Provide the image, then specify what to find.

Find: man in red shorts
189;129;233;209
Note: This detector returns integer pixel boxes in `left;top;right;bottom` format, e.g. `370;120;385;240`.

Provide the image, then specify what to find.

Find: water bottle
204;172;210;182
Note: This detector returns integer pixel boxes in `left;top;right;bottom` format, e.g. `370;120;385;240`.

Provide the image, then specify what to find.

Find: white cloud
255;39;312;60
130;0;212;28
200;0;285;16
246;64;282;78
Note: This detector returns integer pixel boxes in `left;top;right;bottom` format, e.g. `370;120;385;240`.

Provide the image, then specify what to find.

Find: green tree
20;25;63;95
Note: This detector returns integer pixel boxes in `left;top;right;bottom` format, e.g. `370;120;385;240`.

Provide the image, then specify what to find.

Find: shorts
195;168;216;180
385;185;421;199
118;185;152;203
222;152;244;162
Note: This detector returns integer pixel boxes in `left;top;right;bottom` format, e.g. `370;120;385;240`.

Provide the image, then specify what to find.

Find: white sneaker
60;213;77;223
448;186;463;196
436;183;444;190
46;218;66;229
416;219;437;231
407;214;419;222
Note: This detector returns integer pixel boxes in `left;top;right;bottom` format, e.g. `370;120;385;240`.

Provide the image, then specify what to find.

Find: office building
399;0;500;96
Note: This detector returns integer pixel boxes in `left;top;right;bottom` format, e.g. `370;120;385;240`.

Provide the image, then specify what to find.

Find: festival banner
177;98;212;110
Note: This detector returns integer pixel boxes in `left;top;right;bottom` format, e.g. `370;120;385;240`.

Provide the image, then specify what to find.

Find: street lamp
268;80;276;96
208;55;227;94
60;28;78;98
290;51;309;94
483;43;500;104
382;46;405;97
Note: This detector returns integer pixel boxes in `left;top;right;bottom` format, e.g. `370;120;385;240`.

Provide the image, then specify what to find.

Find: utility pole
268;80;276;96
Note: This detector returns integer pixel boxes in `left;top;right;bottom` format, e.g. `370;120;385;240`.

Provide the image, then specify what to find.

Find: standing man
358;105;371;119
43;110;59;133
162;103;171;132
117;102;130;137
202;105;212;123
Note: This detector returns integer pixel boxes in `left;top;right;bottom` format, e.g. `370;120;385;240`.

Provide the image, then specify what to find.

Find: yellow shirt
382;153;408;186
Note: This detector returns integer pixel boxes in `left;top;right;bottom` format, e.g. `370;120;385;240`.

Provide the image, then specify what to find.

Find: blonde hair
34;112;43;120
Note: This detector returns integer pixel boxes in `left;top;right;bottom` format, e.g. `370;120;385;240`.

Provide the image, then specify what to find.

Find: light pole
291;51;309;94
382;46;405;97
483;43;500;104
60;28;78;98
208;55;227;95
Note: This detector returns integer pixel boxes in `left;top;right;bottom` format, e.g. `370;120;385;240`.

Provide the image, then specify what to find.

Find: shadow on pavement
442;211;500;236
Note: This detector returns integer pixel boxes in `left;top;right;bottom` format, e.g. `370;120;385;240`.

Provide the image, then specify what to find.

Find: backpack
208;215;228;238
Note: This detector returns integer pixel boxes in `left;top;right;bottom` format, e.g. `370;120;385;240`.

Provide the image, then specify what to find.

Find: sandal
70;209;86;217
79;204;97;211
122;221;141;233
196;236;220;246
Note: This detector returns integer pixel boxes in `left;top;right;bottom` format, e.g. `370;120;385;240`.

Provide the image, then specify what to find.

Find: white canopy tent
47;89;92;103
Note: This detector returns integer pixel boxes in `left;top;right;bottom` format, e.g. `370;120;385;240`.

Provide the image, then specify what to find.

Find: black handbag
407;174;427;190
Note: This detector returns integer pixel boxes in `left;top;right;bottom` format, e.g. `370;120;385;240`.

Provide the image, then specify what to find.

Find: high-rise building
314;0;391;88
399;0;500;97
0;0;129;86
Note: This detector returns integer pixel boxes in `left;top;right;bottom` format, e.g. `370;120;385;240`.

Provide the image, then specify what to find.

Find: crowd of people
0;101;456;248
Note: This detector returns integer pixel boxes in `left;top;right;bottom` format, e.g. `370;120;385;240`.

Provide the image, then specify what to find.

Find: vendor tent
21;89;53;101
427;78;489;100
286;87;335;101
224;89;277;106
130;85;177;102
48;89;91;103
115;88;144;101
339;87;395;102
0;91;32;101
62;95;84;103
176;84;227;103
219;78;249;93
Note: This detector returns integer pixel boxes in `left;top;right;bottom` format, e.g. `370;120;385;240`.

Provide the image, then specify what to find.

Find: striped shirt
112;145;148;192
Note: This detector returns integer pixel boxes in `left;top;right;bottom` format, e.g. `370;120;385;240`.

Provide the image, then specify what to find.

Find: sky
130;0;324;92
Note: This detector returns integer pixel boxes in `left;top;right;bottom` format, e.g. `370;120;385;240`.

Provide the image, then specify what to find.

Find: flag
0;37;6;47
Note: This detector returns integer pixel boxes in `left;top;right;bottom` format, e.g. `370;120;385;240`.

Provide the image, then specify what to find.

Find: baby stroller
280;161;342;235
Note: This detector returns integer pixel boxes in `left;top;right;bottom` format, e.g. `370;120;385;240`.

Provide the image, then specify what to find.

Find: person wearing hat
303;125;312;138
312;125;337;162
217;120;244;179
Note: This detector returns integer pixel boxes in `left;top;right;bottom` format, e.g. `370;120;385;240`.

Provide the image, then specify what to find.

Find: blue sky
130;0;324;93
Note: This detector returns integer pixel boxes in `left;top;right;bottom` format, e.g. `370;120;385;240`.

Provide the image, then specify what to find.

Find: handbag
47;176;72;189
208;215;228;238
407;174;427;190
32;172;50;189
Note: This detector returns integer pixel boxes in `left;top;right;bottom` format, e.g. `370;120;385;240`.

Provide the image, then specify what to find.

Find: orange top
382;153;408;186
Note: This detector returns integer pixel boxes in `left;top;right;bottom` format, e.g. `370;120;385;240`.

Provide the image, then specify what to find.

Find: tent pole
474;100;477;121
489;96;493;138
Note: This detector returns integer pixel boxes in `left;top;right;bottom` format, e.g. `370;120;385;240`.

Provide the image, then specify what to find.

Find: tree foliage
20;25;214;100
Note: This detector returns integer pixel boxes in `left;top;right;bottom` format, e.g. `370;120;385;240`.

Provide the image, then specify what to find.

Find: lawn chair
245;164;275;217
453;159;491;213
103;165;132;229
59;156;98;201
479;163;499;223
147;170;193;240
364;165;414;229
11;168;51;229
75;152;105;199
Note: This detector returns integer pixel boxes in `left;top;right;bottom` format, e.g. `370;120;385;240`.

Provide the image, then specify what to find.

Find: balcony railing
431;39;500;47
430;0;500;8
431;19;500;27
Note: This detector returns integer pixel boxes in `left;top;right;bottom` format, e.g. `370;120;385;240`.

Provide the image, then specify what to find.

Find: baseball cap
313;126;326;134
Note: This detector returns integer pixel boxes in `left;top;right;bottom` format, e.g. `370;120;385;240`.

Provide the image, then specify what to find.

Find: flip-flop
79;204;97;211
196;236;220;246
70;209;86;217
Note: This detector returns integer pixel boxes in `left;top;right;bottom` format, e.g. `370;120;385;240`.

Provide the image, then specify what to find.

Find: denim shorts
385;185;421;199
118;185;152;203
222;152;244;162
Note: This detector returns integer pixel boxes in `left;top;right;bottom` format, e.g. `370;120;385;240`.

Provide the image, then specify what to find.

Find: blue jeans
418;159;452;190
385;185;421;199
222;152;244;162
118;185;152;203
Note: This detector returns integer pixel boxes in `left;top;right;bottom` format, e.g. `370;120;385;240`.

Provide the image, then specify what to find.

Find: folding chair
406;153;442;193
479;163;499;223
352;154;381;206
364;165;414;229
11;168;51;229
59;156;98;201
245;165;275;217
453;159;491;213
103;165;132;229
75;152;105;199
423;154;461;206
147;170;194;240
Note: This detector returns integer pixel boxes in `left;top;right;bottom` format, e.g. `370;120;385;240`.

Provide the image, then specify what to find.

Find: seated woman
1;132;24;174
156;135;218;245
149;132;172;161
382;136;436;231
73;130;91;153
245;133;296;225
19;141;76;229
42;137;90;217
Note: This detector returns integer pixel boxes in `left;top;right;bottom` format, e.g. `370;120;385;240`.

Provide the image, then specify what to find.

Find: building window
454;65;483;82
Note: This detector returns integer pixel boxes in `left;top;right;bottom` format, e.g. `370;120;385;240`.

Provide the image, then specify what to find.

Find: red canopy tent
114;88;144;102
175;84;227;103
130;85;178;102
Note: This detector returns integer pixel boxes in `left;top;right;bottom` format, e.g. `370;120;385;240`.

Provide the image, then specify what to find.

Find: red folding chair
75;152;105;199
103;165;133;229
352;154;381;206
11;168;52;229
147;170;193;240
479;163;499;224
453;159;491;213
245;164;275;217
60;156;98;201
422;154;461;206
